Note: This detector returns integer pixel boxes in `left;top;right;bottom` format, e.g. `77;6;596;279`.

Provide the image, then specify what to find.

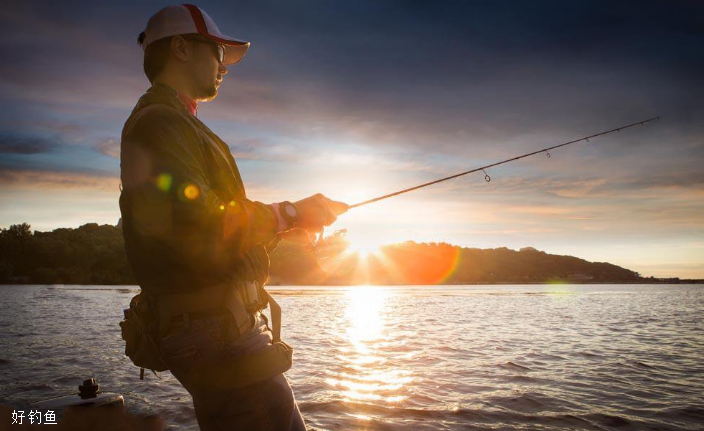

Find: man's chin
196;85;218;102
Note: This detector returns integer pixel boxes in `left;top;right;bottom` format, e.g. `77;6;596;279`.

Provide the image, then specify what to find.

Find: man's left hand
279;228;316;245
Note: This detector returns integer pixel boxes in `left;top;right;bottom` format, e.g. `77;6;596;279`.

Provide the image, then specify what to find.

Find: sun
343;231;384;259
346;242;376;259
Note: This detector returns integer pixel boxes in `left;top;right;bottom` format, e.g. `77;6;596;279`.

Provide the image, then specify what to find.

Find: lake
0;284;702;430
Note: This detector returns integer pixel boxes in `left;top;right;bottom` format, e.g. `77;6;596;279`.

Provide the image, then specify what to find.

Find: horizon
4;220;697;281
1;1;703;278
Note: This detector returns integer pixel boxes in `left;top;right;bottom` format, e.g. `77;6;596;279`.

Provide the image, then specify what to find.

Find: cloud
227;138;303;162
0;1;147;113
187;0;704;173
441;167;704;200
504;205;574;216
0;132;57;154
0;168;119;191
96;138;120;159
228;139;264;160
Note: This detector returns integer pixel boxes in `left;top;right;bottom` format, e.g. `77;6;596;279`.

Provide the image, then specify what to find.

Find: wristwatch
280;201;300;230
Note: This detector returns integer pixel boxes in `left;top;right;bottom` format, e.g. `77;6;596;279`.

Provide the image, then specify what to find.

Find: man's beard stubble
193;73;219;102
195;82;218;102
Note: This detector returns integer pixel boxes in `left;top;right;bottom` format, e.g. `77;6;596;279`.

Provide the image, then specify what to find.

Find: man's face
185;37;228;101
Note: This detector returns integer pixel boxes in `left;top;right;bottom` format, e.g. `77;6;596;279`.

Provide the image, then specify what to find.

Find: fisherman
119;4;347;430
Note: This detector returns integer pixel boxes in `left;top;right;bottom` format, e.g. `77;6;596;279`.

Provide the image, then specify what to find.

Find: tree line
0;223;647;285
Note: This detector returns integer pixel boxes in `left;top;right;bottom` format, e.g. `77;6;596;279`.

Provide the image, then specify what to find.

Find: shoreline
2;280;703;287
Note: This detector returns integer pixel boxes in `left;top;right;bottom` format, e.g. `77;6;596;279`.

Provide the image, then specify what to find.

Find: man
119;4;347;430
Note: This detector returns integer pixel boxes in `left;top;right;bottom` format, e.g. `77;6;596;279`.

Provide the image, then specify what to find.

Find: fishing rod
349;117;660;209
310;117;659;254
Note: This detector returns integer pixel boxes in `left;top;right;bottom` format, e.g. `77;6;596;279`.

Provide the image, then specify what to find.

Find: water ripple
1;284;702;430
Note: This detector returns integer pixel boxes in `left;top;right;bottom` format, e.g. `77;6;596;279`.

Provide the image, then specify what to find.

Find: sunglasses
181;35;225;64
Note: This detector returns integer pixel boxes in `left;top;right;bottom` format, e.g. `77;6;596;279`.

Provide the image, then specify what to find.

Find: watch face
285;203;297;217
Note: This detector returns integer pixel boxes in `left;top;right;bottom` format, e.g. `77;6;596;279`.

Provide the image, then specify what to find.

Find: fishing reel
306;227;325;254
303;227;351;260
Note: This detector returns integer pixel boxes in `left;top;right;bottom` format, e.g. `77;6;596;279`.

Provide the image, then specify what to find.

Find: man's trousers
160;313;307;431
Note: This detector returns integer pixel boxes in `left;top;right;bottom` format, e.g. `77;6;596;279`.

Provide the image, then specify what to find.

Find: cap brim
203;34;250;65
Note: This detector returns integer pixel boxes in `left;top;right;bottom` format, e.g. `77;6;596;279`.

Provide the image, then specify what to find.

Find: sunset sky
1;0;702;278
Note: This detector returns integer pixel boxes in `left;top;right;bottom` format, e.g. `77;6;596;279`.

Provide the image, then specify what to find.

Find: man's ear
170;36;190;62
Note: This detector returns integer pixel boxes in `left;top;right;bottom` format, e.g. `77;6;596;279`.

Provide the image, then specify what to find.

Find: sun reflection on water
326;286;413;405
346;285;386;344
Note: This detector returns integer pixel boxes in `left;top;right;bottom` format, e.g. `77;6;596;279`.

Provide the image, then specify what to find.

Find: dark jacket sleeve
120;105;278;276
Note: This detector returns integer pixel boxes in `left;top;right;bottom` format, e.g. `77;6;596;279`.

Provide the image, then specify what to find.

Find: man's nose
219;63;228;75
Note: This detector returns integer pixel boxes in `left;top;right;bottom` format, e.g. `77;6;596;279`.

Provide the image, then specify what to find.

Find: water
1;284;703;430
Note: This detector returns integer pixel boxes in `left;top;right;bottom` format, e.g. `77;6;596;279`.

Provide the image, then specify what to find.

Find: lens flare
183;184;200;200
381;243;462;284
156;173;172;192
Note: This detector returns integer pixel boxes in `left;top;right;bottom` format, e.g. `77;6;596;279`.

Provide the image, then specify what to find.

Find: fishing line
348;117;660;209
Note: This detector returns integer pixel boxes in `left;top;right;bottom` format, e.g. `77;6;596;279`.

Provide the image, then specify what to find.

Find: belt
171;308;228;323
162;308;230;338
156;281;254;337
154;280;283;343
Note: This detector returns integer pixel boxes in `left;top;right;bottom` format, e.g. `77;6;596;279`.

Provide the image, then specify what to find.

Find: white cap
142;4;250;65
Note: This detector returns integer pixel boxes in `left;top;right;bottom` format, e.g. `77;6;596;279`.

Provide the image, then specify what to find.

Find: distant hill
0;223;689;286
268;232;647;285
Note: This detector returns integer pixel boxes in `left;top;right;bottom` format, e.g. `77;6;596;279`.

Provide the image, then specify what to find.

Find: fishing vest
119;83;281;297
118;84;291;385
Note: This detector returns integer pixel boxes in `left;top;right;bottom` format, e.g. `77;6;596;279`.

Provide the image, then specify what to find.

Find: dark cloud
227;138;266;160
0;168;118;190
1;0;703;186
181;0;702;166
95;138;120;159
226;138;304;162
611;170;704;192
0;133;57;154
3;0;703;159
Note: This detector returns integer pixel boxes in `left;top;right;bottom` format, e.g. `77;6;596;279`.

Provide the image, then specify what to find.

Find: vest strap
265;290;282;343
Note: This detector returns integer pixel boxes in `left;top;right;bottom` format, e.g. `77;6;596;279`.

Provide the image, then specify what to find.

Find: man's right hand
294;194;348;232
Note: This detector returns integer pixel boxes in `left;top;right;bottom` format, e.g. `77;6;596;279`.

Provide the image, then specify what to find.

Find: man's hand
294;194;349;233
279;228;316;244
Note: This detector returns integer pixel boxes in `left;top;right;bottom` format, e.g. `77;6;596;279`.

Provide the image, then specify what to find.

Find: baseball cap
141;4;250;65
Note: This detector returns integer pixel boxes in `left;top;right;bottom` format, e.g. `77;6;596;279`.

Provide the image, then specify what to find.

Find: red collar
177;91;198;116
